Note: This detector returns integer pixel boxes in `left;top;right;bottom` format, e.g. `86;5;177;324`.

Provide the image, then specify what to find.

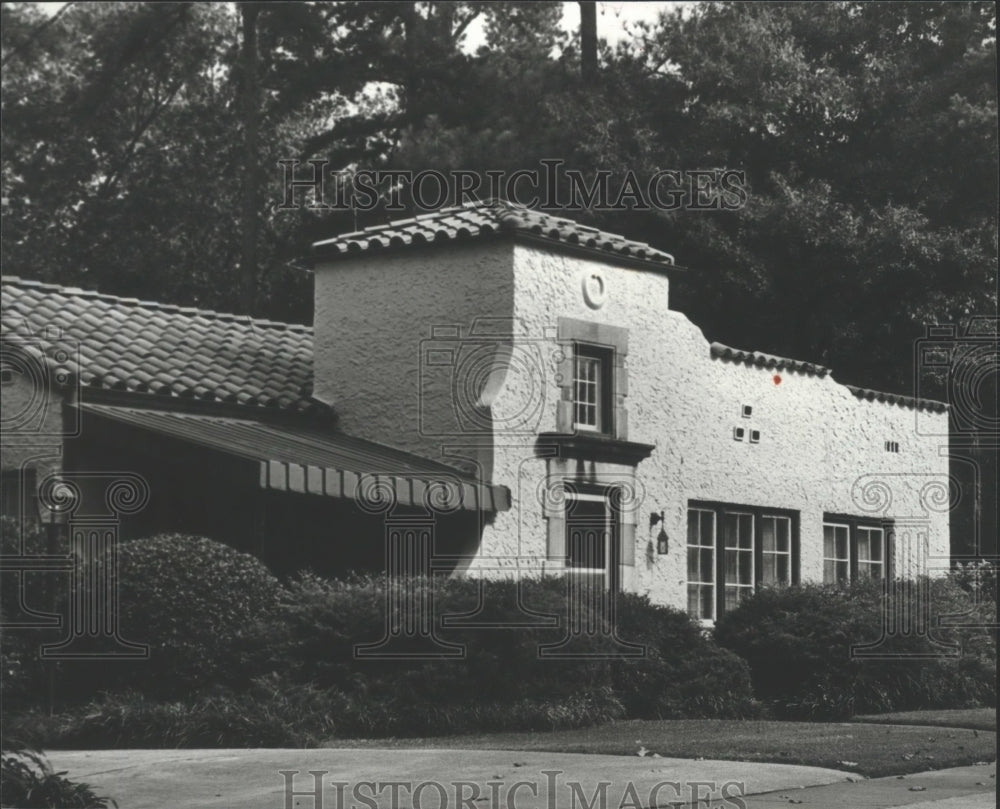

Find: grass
851;708;996;732
325;718;997;778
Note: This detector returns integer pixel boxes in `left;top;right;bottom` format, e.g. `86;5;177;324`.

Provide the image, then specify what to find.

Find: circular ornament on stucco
582;270;607;309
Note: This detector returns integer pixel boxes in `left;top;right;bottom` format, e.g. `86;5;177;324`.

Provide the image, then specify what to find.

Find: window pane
776;518;790;552
837;529;848;559
724;513;739;546
857;531;871;563
762;518;776;552
777;555;789;583
700;511;715;545
701;548;713;581
688;584;714;620
725;548;738;580
687;513;699;545
762;554;776;584
824;525;836;559
688;584;700;617
739;514;753;548
724;585;749;611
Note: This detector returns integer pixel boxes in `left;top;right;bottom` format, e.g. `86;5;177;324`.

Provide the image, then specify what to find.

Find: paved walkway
736;762;995;808
48;748;851;808
47;749;995;809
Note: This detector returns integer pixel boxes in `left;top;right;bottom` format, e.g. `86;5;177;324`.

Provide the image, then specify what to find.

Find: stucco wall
313;238;950;611
480;243;950;609
313;241;517;473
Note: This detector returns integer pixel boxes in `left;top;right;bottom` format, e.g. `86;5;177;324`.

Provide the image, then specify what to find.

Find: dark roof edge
710;342;831;377
709;341;948;412
845;385;948;413
310;228;686;274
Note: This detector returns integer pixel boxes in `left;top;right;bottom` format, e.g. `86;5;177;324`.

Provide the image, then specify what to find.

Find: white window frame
823;517;891;583
572;343;613;434
722;510;755;613
687;507;717;623
687;501;799;623
823;521;851;584
760;513;793;586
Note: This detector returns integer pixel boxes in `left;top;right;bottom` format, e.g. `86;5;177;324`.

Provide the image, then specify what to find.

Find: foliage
714;576;997;719
109;534;282;697
0;744;114;809
254;573;756;736
0;518;67;713
8;676;340;750
613;592;759;719
3;3;992;396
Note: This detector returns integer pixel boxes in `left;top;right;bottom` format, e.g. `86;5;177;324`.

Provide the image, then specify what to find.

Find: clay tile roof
845;385;948;413
709;341;948;411
710;342;832;377
1;276;318;413
312;199;676;268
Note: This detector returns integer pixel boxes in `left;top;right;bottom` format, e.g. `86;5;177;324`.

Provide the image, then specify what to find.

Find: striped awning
77;402;510;513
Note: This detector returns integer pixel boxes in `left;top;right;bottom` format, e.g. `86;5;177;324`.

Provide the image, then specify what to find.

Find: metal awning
76;402;510;513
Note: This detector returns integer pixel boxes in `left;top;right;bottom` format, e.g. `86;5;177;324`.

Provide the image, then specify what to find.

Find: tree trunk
579;1;597;80
239;3;260;316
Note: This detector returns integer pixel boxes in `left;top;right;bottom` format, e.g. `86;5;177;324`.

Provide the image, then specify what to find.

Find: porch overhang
76;402;510;513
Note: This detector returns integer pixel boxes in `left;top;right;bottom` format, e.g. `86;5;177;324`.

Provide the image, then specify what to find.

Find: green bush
714;577;997;719
1;745;114;808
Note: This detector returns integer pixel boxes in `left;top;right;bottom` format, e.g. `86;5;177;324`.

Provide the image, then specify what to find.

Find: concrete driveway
47;748;853;809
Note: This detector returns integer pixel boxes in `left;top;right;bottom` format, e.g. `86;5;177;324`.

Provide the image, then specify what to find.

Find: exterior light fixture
657;527;669;555
650;511;668;554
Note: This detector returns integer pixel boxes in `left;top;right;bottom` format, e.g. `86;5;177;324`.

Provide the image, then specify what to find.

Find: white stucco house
1;200;952;624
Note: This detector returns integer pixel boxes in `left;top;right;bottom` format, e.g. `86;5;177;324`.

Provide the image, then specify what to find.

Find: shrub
1;518;69;713
714;577;997;719
1;745;114;808
2;528;283;709
109;534;282;697
612;592;758;719
256;572;756;736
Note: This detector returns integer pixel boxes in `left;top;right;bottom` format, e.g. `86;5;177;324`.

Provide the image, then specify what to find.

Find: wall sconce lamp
650;511;669;554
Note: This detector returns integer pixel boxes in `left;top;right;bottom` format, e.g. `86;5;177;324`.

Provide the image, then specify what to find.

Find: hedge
713;576;997;719
254;572;758;736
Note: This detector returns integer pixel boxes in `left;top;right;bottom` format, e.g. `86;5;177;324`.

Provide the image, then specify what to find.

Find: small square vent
734;426;745;441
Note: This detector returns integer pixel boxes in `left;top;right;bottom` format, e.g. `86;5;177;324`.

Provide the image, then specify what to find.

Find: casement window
823;515;891;583
573;343;613;434
687;501;799;621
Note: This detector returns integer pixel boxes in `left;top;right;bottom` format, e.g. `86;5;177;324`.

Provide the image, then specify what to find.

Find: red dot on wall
773;374;782;385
